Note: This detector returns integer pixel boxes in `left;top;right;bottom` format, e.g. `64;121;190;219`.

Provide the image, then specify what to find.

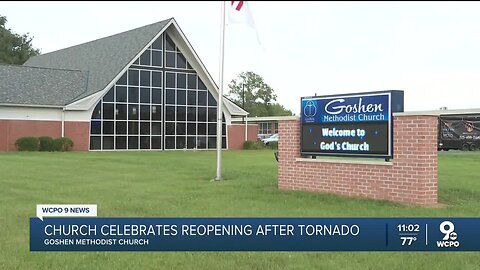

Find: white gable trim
167;20;248;118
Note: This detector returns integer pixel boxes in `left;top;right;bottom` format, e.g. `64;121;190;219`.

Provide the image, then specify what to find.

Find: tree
0;15;41;65
227;71;293;117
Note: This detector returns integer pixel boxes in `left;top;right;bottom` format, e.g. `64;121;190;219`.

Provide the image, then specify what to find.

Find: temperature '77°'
400;236;417;246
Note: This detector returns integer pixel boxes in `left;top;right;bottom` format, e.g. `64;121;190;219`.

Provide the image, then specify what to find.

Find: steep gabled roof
0;64;88;106
3;17;248;116
24;18;171;102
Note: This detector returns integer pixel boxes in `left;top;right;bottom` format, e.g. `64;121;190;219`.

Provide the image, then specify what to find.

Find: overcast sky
3;1;480;114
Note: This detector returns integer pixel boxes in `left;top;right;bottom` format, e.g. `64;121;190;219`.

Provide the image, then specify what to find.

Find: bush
15;136;74;152
39;136;55;151
54;137;74;152
243;140;265;150
15;137;39;151
266;141;278;149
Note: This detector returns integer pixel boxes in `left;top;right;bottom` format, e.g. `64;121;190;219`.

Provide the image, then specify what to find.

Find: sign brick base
278;116;438;205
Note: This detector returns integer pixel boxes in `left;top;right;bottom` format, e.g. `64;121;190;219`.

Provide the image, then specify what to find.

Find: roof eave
0;103;64;109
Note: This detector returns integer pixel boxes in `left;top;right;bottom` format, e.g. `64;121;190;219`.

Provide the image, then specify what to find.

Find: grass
1;150;480;269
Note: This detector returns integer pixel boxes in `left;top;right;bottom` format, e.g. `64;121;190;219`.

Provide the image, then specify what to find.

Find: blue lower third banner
30;218;479;251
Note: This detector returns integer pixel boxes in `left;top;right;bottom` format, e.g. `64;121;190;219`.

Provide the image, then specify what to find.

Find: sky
2;1;480;114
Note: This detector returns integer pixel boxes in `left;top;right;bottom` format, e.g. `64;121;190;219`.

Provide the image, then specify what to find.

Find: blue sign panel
301;90;404;158
30;217;480;251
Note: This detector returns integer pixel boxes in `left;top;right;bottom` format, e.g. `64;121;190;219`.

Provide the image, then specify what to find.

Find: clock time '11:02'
397;224;420;232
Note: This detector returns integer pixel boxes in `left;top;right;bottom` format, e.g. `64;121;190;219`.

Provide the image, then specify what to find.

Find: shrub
15;137;39;151
266;141;278;149
243;141;255;149
243;140;265;150
39;136;55;151
15;136;74;152
54;137;74;152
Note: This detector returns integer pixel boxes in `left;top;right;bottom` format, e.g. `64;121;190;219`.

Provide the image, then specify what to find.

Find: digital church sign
301;90;404;158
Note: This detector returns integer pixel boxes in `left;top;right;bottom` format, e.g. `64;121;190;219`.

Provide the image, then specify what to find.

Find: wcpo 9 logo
437;221;460;248
303;100;317;118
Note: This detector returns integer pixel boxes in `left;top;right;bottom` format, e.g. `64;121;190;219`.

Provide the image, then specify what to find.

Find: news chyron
31;213;480;251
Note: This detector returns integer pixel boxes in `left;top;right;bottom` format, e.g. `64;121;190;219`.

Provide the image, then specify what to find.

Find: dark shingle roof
0;64;88;106
23;18;171;103
1;18;248;115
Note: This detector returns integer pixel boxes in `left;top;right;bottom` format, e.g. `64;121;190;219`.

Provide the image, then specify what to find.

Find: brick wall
278;116;438;205
228;124;259;150
64;122;90;151
0;120;90;151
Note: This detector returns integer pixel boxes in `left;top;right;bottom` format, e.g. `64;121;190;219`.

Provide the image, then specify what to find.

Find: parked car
263;134;278;145
257;134;269;141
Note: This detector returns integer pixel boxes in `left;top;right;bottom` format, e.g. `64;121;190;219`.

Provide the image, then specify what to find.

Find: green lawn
1;150;479;269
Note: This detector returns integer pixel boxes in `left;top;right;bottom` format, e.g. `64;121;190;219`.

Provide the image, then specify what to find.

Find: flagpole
216;1;226;181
